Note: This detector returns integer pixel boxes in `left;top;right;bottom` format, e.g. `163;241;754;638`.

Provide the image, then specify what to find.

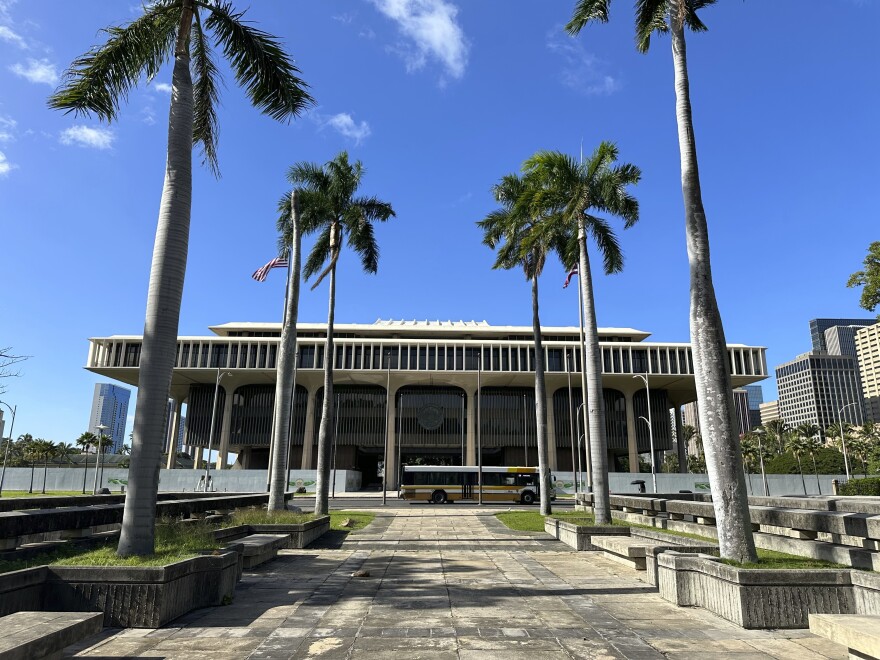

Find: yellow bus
399;465;555;504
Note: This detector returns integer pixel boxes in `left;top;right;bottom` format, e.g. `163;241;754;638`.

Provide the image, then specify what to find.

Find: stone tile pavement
64;508;850;659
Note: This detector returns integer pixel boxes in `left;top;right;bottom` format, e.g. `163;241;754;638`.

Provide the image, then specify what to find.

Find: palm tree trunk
577;218;610;524
314;257;337;516
118;3;194;556
531;275;551;515
82;449;89;494
797;455;807;495
42;457;48;494
670;0;756;562
812;454;821;494
269;191;302;511
28;462;34;493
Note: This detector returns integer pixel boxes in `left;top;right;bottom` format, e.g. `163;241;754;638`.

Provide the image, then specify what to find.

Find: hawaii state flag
563;263;578;289
252;257;288;282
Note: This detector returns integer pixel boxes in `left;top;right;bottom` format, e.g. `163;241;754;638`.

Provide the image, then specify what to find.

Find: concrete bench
0;611;102;660
236;533;291;569
809;613;880;659
591;535;665;570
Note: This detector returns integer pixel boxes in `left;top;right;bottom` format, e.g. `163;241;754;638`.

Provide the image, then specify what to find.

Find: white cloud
0;115;15;142
0;150;14;176
153;82;172;94
59;125;114;150
323;112;372;144
0;24;25;48
547;31;620;96
9;58;58;85
370;0;469;80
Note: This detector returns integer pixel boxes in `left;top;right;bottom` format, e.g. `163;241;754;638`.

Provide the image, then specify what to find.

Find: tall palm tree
478;172;566;515
764;419;788;454
76;432;95;494
49;1;312;555
796;423;821;493
267;189;302;512
34;440;57;494
17;434;36;493
566;0;757;562
521;143;640;524
785;431;809;495
284;152;395;515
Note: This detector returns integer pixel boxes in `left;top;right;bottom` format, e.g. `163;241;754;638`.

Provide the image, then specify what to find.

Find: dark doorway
355;447;382;491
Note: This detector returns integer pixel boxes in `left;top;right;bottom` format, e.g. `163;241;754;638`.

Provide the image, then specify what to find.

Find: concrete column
674;405;687;474
546;391;558;470
300;388;317;469
466;390;476;465
625;391;639;473
166;399;183;469
215;386;234;470
385;386;398;489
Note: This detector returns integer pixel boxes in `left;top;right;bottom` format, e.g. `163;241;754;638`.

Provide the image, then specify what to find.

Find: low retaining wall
213;516;331;550
655;550;875;629
0;550;240;628
543;518;626;551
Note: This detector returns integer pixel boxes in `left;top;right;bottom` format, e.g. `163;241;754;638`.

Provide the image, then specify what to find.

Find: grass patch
228;509;316;526
329;511;375;532
722;549;849;570
0;520;221;574
495;511;545;531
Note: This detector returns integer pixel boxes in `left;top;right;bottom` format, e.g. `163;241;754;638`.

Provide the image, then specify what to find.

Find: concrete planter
214;516;330;550
544;518;625;551
0;551;239;628
656;551;858;629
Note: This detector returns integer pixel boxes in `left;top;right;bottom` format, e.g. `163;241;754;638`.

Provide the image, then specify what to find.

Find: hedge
838;477;880;496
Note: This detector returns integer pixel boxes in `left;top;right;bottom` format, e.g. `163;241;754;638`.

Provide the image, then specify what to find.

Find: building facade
744;384;763;430
855;323;880;422
775;352;864;437
88;383;131;453
86;320;767;487
759;401;779;426
810;318;875;352
824;325;863;359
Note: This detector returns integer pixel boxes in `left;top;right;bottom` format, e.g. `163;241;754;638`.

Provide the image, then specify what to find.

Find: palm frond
48;4;179;120
351;196;395;223
346;218;380;274
287;161;329;191
634;0;668;53
585;214;624;274
276;190;293;255
303;225;332;281
565;0;612;36
204;1;313;122
685;0;716;33
191;11;221;177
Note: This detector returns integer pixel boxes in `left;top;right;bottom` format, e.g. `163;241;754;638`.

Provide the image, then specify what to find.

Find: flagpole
266;252;291;492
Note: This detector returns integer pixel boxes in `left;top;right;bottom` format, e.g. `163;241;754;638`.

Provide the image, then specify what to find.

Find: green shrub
763;448;845;475
838;476;880;496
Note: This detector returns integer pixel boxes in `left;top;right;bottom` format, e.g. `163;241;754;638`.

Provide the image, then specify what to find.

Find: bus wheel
431;490;448;504
521;491;536;505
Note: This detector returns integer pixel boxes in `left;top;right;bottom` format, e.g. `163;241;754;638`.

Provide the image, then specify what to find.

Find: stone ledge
0;611;103;660
809;614;880;660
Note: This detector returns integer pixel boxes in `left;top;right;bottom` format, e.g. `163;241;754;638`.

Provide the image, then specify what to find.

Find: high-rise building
164;398;187;456
824;325;863;359
810;318;875;352
759;401;779;425
855;323;880;422
776;352;864;438
744;384;763;430
732;389;751;436
88;383;131;453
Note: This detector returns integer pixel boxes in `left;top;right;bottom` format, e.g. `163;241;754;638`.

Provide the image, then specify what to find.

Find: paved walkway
66;509;848;660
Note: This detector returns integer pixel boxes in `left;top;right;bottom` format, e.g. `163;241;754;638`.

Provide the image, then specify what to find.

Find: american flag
563;263;578;289
252;257;288;282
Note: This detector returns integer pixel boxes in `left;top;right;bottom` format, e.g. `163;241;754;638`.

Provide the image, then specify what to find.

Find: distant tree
762;420;788;453
739;433;758;494
784;431;810;494
795;423;822;492
662;453;679;474
118;444;131;455
0;347;29;395
76;432;96;494
846;241;880;317
32;439;57;494
18;435;38;493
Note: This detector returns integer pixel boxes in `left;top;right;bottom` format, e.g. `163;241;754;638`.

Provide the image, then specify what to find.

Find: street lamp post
836;401;861;480
0;401;17;497
93;424;108;494
632;374;656;493
566;352;578;498
576;402;586;492
204;370;232;492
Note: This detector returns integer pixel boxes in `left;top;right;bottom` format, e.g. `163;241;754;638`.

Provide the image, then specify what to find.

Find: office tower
88;383;131;453
744;384;763;430
759;401;779;426
855;323;880;422
810;318;875;352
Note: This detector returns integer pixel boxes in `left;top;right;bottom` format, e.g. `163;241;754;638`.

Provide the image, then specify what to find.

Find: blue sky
1;0;878;443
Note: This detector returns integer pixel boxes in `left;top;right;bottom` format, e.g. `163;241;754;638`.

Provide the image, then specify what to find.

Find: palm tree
17;434;37;493
826;422;853;476
268;189;303;512
764;419;788;454
284;152;395;516
739;432;761;496
33;440;57;494
566;0;757;562
478;172;566;515
796;423;822;493
784;431;809;495
76;432;95;494
50;2;312;555
521;143;640;524
750;428;770;496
